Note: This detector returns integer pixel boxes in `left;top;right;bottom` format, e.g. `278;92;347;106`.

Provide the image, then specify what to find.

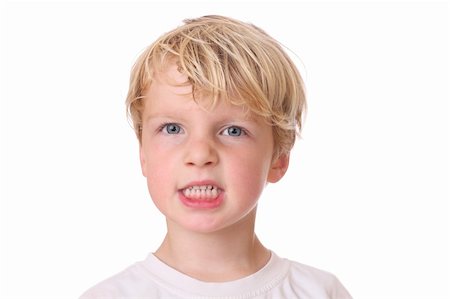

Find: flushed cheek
226;156;270;205
143;151;177;209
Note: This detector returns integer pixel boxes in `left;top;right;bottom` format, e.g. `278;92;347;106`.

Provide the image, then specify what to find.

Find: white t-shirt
80;252;352;299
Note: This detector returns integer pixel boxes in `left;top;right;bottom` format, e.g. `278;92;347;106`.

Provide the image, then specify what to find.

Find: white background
1;1;449;298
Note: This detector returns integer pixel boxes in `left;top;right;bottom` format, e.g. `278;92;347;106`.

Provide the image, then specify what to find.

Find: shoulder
281;258;352;299
79;260;161;299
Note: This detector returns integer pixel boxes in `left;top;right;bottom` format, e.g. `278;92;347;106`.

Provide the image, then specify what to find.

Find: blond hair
126;15;306;158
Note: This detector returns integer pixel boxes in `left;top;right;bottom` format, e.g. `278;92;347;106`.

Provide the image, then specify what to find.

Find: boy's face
139;64;289;233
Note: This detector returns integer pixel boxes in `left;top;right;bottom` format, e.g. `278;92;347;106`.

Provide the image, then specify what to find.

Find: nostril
186;160;215;167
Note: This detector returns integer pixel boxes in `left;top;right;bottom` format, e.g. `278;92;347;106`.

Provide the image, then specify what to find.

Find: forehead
142;91;252;125
143;63;254;120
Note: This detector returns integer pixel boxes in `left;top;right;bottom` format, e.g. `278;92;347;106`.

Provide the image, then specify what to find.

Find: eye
161;123;182;134
222;126;245;137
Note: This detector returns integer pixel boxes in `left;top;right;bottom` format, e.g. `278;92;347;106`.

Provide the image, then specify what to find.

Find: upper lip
179;180;223;190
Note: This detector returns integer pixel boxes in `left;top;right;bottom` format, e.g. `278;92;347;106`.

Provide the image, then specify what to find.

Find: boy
80;15;352;298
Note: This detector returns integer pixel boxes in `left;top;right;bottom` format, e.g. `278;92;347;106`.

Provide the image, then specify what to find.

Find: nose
183;136;219;167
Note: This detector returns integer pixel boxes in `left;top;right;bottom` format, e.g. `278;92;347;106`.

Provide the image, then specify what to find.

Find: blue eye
223;126;243;136
163;123;182;134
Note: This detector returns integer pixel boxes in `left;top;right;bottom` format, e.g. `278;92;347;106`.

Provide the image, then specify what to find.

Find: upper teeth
187;185;215;190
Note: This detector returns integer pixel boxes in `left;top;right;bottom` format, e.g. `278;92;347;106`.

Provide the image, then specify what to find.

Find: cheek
144;159;166;203
142;137;178;174
227;151;272;202
141;143;178;201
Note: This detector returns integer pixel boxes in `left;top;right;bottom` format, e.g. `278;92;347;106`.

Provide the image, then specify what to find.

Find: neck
154;208;270;282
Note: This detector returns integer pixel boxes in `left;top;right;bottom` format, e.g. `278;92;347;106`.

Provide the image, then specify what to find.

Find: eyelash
157;123;247;137
158;123;183;134
222;126;247;137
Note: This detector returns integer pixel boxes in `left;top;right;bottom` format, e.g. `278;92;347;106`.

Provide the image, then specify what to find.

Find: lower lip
178;191;224;209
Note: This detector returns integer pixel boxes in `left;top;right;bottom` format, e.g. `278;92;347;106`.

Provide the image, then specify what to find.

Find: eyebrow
144;113;186;123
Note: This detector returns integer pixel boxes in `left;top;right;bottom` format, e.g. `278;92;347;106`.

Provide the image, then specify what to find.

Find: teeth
182;185;220;200
186;185;215;191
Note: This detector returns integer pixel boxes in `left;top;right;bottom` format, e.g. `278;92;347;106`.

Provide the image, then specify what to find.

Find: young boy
80;15;352;298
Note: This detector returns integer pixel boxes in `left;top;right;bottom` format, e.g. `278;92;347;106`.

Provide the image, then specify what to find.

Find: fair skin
139;63;289;282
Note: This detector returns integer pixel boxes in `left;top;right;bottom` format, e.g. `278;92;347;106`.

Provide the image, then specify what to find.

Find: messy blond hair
126;15;306;158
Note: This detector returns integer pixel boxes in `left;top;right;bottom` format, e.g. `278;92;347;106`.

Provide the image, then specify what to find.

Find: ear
139;145;148;177
267;153;290;183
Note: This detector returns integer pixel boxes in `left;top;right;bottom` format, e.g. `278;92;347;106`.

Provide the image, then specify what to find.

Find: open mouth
181;185;222;201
